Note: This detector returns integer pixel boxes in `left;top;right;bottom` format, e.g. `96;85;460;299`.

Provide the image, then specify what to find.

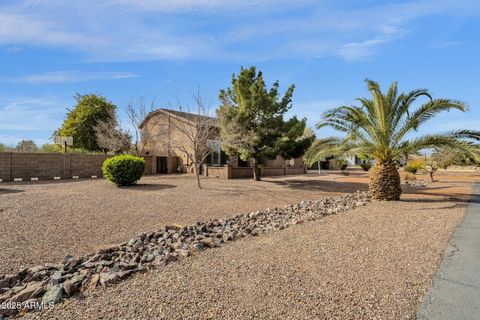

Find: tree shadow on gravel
399;201;469;210
119;183;177;191
0;188;24;194
264;179;368;193
400;195;479;205
0;178;98;186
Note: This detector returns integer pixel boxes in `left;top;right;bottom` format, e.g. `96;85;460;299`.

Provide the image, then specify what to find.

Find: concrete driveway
417;184;480;319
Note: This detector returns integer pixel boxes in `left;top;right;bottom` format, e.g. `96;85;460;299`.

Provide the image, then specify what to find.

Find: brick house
139;108;306;179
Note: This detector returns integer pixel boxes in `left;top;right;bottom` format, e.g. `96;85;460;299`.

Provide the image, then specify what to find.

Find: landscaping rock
63;274;85;297
41;285;64;305
0;191;370;317
191;243;205;251
10;282;44;302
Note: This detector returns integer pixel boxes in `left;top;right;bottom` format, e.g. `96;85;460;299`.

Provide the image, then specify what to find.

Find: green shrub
359;163;372;171
338;159;348;170
403;159;423;174
102;155;145;186
403;165;417;174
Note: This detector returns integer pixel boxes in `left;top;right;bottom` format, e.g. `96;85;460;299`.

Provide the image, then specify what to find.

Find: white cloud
338;37;389;61
0;0;479;62
429;41;463;48
1;71;139;84
0;96;66;131
105;0;298;12
0;11;101;49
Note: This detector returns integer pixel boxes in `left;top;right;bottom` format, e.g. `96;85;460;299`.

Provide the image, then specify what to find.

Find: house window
207;140;222;166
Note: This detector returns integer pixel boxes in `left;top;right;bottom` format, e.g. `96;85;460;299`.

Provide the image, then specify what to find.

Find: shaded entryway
156;157;168;174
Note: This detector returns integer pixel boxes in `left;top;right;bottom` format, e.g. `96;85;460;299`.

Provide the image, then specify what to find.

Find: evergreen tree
15;140;38;153
217;66;311;180
56;94;116;152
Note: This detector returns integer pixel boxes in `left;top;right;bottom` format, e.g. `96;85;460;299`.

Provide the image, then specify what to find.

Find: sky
0;0;479;146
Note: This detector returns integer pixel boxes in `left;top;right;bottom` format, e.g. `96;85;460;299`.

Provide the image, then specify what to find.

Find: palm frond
400;134;480;163
393;99;466;144
303;137;345;166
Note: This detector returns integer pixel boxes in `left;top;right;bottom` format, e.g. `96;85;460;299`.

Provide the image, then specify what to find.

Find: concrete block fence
0;152;154;182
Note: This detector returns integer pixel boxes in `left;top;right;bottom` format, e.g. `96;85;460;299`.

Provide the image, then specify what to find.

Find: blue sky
1;0;479;146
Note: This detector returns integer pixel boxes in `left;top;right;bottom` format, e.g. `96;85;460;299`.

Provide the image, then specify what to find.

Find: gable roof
139;108;218;128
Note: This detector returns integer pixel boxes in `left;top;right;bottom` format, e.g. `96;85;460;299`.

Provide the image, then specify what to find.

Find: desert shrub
402;172;417;181
403;159;423;174
338;159;348;170
102;155;145;186
359;163;372;171
403;165;417;174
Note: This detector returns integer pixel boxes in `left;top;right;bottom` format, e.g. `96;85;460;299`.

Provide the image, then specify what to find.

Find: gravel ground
26;192;469;320
0;173;365;274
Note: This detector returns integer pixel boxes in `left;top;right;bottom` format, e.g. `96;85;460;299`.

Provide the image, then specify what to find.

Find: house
139;108;306;179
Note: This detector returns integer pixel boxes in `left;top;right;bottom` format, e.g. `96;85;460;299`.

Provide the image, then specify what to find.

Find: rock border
0;191;369;317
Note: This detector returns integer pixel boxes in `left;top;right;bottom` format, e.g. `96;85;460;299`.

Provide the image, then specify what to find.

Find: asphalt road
417;183;480;320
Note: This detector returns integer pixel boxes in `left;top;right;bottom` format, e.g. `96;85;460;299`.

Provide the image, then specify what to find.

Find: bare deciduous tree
126;98;156;156
94;116;131;154
423;147;479;182
168;93;219;189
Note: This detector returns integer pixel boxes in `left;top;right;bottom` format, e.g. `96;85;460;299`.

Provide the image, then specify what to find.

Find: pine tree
217;66;311;180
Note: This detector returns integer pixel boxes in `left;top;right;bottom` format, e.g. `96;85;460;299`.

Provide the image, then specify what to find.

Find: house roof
139;108;218;128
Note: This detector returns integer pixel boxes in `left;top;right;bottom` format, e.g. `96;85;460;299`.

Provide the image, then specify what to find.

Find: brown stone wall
202;164;306;180
204;166;230;179
230;167;254;179
0;152;154;182
286;166;305;175
287;157;305;167
0;152;12;181
260;167;286;176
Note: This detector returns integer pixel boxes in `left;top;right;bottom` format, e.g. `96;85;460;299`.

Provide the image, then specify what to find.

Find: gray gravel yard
0;174;364;274
25;194;466;320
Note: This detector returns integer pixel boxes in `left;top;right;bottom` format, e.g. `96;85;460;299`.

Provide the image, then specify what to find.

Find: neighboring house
309;155;365;171
139;108;306;178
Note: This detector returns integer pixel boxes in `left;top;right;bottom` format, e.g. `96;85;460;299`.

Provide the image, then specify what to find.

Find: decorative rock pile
0;191;369;317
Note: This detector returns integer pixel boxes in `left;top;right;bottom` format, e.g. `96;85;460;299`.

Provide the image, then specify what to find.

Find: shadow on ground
118;183;177;191
0;178;99;186
264;178;369;193
0;188;24;194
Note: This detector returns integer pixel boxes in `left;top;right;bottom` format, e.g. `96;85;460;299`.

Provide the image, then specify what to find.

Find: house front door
157;157;168;174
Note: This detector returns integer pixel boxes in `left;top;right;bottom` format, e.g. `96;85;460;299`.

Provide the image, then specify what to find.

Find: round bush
403;165;417;174
338;159;348;171
102;155;145;186
403;159;423;174
359;163;372;171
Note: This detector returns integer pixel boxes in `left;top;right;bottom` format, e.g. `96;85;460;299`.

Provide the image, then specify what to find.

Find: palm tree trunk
369;160;401;200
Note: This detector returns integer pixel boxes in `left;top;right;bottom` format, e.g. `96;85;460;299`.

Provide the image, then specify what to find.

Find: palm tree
305;80;480;200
